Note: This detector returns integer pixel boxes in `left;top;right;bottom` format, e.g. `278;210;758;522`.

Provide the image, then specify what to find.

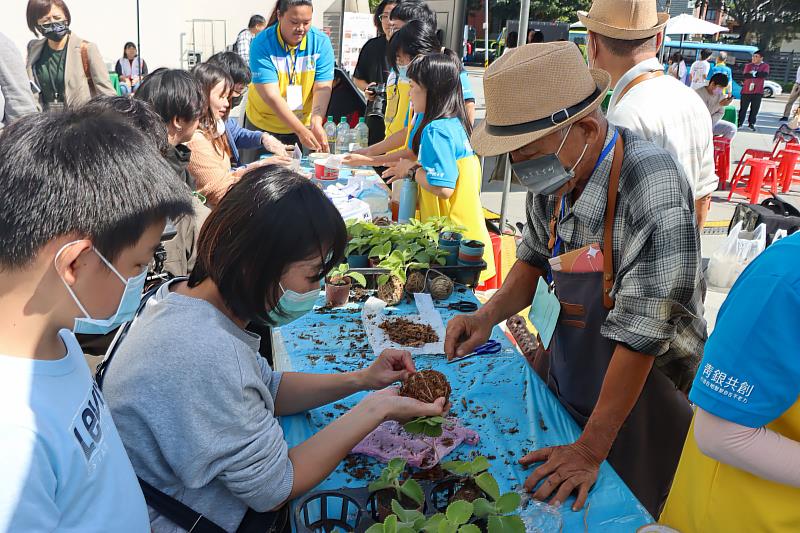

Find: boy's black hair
135;68;205;125
407;52;469;154
81;95;170;156
710;72;729;87
700;48;712;60
387;19;440;73
188;165;347;325
753;49;763;57
248;14;266;29
0;110;192;269
207;51;252;86
388;0;436;29
373;0;398;34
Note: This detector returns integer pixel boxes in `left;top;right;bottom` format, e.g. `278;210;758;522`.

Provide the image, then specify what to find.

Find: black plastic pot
295;491;363;533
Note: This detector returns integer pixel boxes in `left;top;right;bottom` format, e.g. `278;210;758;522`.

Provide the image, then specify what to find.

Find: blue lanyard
548;128;619;280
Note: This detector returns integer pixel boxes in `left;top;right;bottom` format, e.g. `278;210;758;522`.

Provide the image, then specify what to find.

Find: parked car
731;79;783;99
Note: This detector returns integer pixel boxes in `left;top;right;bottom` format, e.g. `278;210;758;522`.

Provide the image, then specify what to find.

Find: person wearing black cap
444;41;706;517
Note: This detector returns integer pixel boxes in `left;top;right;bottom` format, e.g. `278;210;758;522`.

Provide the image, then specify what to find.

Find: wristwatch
407;163;421;181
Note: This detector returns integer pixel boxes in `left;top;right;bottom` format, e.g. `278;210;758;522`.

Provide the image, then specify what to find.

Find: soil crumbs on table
379;317;439;347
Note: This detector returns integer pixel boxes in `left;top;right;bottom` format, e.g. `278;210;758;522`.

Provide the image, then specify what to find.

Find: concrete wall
1;0;339;71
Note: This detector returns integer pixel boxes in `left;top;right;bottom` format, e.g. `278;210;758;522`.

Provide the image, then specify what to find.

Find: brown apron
536;135;692;518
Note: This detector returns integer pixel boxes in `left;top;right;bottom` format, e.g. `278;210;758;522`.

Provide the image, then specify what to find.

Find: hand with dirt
360;349;416;389
444;314;493;360
361;387;448;423
519;441;602;511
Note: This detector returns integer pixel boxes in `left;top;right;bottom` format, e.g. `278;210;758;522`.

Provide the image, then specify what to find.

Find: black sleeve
114;59;123;76
352;40;373;82
755;70;768;78
142;60;148;76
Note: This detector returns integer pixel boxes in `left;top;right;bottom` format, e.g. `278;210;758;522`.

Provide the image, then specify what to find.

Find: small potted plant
365;501;427;533
368;459;425;521
438;231;463;266
457;239;485;266
325;264;367;307
346;220;378;268
376;250;409;305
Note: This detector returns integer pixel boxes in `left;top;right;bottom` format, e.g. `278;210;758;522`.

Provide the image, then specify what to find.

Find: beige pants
784;83;800;118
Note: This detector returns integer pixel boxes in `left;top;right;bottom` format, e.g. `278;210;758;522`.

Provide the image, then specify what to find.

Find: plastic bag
706;221;766;288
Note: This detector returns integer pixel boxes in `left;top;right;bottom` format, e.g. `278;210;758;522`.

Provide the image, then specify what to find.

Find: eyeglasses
378;14;390;21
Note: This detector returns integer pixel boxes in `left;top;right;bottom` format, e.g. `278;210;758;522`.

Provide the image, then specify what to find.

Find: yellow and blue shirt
409;116;495;282
246;24;334;134
387;69;475;147
660;233;800;532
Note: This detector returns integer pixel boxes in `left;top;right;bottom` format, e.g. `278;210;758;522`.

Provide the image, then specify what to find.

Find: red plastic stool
777;148;800;193
476;231;502;291
714;137;732;189
728;158;779;204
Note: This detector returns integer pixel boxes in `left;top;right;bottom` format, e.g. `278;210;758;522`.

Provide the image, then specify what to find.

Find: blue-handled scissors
447;339;502;364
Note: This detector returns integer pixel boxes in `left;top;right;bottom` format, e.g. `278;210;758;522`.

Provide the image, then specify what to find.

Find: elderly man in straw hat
580;0;717;233
444;42;706;517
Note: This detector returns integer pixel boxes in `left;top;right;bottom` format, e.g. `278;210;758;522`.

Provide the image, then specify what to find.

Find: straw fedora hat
577;0;669;40
471;42;611;157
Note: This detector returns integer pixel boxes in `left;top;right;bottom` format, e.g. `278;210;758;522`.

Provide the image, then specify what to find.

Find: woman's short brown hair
26;0;71;35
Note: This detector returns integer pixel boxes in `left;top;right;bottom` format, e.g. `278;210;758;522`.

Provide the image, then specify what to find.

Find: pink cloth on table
352;419;479;468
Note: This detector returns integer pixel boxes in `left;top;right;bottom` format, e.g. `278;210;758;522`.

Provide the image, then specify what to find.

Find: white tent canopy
665;14;729;35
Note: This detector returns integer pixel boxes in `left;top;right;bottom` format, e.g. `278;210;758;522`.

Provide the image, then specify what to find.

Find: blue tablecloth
274;289;652;531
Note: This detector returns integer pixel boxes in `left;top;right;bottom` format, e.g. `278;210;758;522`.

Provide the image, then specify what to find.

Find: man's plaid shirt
517;126;707;390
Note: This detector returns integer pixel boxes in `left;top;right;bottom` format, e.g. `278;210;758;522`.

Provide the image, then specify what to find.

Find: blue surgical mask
398;65;409;81
266;283;320;326
511;124;588;196
56;242;148;335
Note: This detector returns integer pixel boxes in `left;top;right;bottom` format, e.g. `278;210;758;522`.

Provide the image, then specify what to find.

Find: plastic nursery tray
294;477;469;533
349;262;487;290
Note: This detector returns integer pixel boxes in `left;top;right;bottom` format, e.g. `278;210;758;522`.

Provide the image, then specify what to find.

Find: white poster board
341;12;377;75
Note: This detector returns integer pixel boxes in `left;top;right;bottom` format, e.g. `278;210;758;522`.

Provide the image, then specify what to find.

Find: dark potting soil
451;479;484;504
379;318;439;347
399;370;451;404
375;490;421;522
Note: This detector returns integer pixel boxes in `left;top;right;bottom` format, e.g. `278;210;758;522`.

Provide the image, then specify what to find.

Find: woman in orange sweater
187;63;290;207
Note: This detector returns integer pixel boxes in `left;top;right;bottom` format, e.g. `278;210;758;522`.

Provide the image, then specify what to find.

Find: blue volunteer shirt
690;233;800;428
418;117;475;188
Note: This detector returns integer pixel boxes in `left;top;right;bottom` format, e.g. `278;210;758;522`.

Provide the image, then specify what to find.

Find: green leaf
437;520;458;533
494;492;521;515
400;479;425;506
388;458;407;472
398;527;416;533
348;271;367;287
469;456;490;475
391;499;423;523
377;273;390;286
458;525;482;533
421;422;444;438
423;513;445;532
471;498;495;519
368;478;393;493
366;523;385;533
384;514;399;533
441;460;470;475
487;515;525;533
445;500;473;526
475;472;501;501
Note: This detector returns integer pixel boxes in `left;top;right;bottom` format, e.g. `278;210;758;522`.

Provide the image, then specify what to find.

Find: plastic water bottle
335;117;350;154
397;178;418;223
355;117;369;150
324;116;336;153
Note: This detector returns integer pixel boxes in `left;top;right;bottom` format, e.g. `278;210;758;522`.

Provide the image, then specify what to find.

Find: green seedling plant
368;459;425;509
423;500;480;533
403;416;446;438
326;264;367;287
365;501;427;533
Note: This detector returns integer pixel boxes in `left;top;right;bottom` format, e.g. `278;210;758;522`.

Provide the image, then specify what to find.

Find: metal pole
136;0;142;81
339;0;346;66
484;0;489;67
518;0;530;47
499;154;512;231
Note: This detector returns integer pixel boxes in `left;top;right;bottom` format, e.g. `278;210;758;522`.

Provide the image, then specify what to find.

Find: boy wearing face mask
0;110;192;530
25;0;115;111
695;73;736;140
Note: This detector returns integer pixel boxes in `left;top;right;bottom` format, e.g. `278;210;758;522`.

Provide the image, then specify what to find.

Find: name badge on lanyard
285;50;304;112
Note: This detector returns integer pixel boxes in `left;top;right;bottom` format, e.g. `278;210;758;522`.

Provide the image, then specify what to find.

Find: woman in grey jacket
25;0;115;111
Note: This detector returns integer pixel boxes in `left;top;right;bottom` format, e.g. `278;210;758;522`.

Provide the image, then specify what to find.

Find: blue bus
663;41;761;98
